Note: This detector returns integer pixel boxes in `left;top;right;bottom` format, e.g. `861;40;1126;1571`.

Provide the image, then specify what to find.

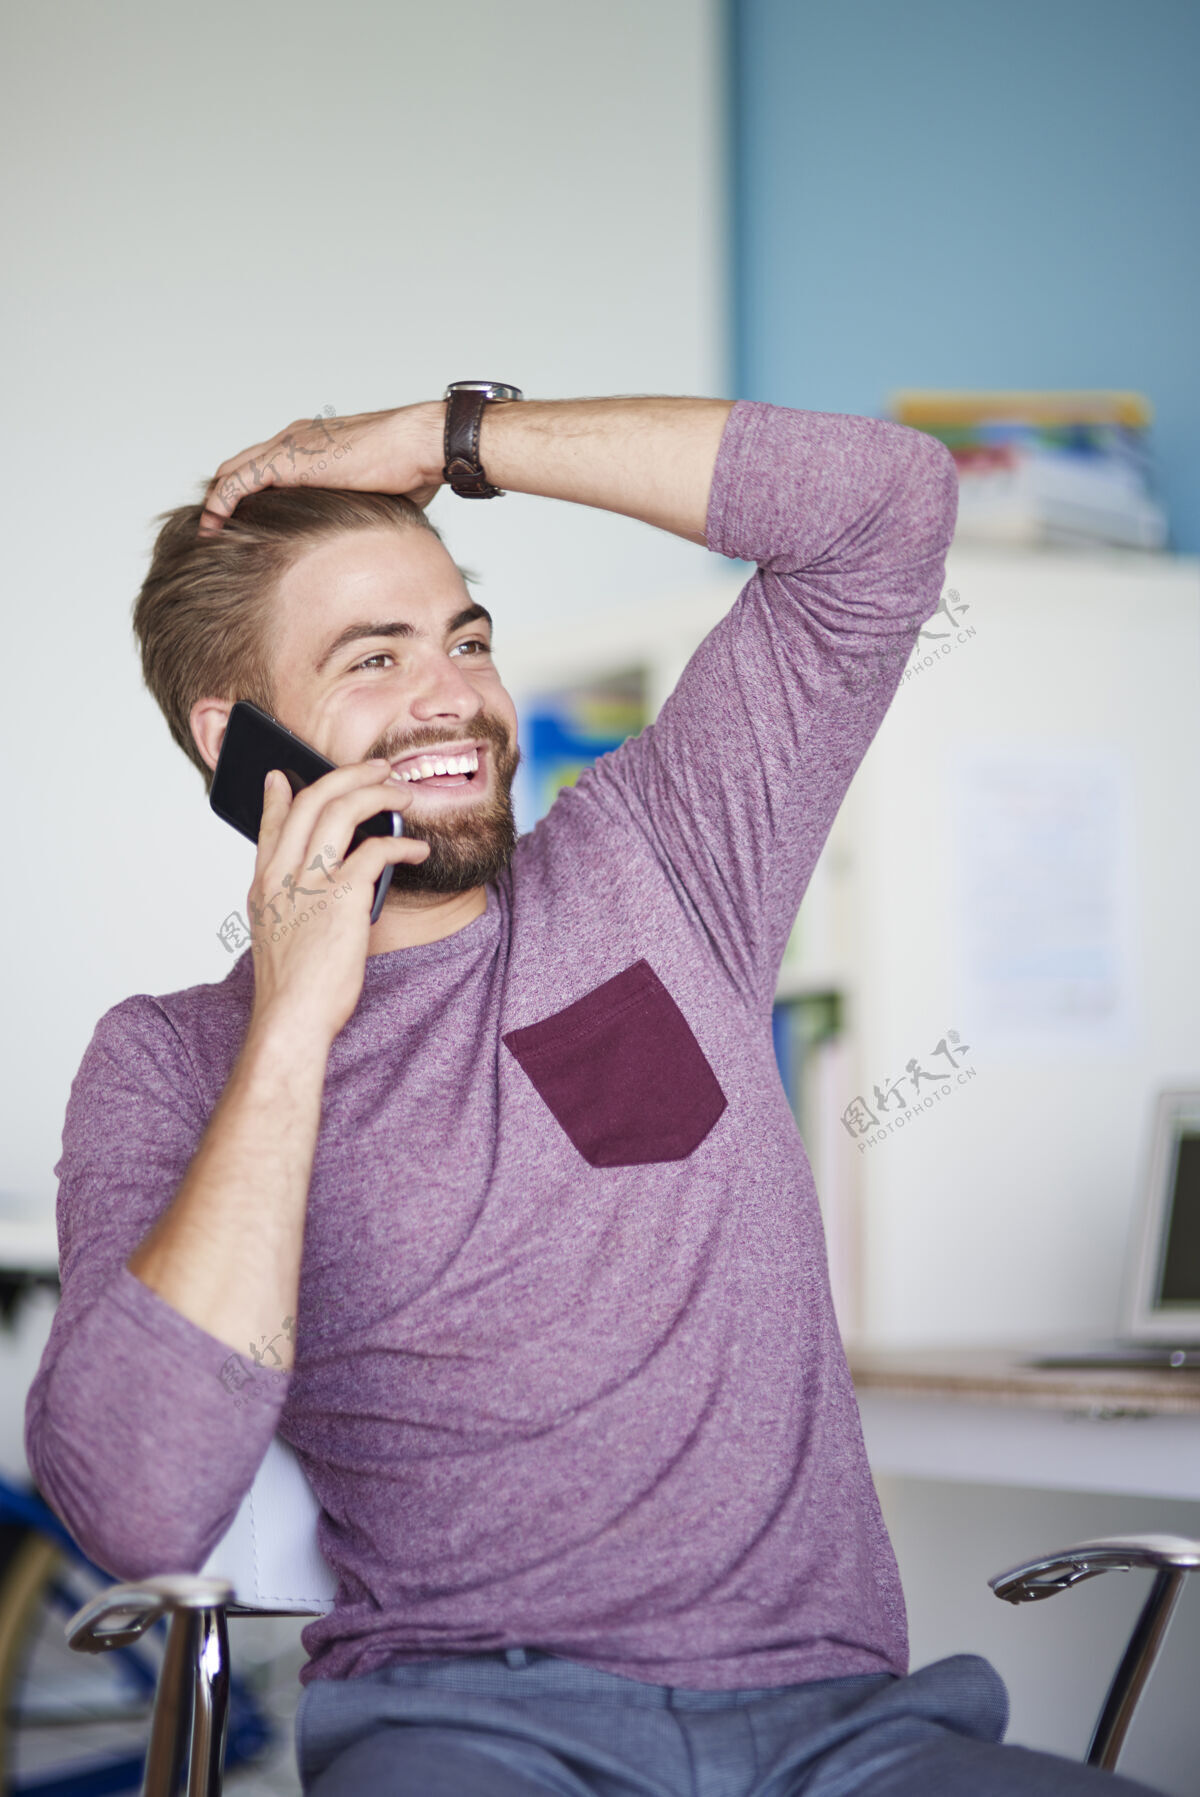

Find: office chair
60;1434;1200;1796
64;1433;335;1797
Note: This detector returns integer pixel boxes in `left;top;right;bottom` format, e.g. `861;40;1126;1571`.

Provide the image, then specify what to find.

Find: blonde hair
132;488;441;792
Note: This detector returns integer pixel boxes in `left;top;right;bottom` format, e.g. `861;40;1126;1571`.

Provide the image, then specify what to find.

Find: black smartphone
210;701;402;926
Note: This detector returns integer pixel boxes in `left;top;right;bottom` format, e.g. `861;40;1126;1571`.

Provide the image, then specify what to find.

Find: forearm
125;1008;330;1367
422;395;734;546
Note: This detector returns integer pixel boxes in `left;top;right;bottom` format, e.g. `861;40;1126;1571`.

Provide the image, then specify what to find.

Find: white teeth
395;748;480;782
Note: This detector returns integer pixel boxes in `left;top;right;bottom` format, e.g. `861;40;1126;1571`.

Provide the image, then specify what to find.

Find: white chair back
198;1433;337;1611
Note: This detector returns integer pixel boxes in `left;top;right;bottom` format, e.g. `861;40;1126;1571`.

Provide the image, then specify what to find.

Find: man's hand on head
197;402;446;537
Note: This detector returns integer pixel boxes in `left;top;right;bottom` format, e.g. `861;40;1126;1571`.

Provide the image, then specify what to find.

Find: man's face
259;525;521;896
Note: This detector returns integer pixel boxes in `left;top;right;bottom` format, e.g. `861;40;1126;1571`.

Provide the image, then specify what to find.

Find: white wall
826;547;1200;1348
0;0;725;1212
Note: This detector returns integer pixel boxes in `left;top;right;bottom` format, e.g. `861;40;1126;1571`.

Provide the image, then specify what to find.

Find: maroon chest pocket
502;959;727;1168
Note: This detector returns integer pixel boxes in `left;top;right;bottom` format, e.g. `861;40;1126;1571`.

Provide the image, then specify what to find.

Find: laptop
1027;1089;1200;1371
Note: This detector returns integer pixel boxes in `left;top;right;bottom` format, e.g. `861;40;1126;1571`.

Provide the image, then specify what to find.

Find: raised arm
197;395;735;543
461;397;734;543
559;402;960;1010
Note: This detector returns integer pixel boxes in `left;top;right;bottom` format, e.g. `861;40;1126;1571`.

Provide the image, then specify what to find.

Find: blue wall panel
731;0;1200;550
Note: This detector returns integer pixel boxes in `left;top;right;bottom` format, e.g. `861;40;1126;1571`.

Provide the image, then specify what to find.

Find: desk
849;1348;1200;1502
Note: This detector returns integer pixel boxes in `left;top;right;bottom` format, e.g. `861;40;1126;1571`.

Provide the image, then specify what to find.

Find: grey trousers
294;1647;1164;1797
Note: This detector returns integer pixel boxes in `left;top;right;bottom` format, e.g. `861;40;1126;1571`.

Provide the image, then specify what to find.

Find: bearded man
26;390;1158;1796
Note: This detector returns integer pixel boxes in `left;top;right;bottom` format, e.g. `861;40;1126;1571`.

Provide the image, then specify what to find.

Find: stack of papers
888;390;1169;551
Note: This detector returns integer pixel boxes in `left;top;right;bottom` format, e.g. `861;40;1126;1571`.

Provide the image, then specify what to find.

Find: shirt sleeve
584;400;959;1011
23;995;291;1581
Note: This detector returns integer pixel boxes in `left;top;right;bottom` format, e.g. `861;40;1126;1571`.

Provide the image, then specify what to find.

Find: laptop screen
1157;1131;1200;1308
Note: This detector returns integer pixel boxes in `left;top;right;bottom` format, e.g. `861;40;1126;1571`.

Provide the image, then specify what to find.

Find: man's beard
364;709;521;897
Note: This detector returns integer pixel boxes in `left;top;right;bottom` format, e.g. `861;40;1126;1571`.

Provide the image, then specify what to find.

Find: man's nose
408;649;484;719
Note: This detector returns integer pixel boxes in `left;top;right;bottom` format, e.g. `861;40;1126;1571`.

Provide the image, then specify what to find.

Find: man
25;392;1160;1795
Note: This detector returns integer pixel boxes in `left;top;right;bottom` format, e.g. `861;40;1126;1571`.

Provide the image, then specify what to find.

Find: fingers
198;414;357;537
256;765;292;853
255;760;417;886
343;826;431;881
199;427;293;536
250;762;426;934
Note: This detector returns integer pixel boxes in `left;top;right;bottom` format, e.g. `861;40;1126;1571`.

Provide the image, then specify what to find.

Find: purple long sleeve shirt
25;402;958;1690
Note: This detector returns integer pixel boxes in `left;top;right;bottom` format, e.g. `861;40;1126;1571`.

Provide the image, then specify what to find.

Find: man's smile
388;742;489;794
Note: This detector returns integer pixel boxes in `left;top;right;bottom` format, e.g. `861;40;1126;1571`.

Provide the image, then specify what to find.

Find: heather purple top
25;403;957;1690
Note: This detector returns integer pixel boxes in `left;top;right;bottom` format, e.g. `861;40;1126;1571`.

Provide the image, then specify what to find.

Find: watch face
444;382;523;402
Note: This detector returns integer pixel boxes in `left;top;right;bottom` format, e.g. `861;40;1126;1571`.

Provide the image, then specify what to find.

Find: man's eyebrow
313;603;493;675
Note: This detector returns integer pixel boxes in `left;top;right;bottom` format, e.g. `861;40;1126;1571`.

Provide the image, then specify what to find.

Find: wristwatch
442;381;523;497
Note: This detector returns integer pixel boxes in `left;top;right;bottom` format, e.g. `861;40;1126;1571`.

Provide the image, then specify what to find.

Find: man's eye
451;637;492;658
351;653;393;671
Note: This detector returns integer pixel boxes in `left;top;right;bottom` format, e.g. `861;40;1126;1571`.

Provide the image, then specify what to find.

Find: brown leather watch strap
442;382;522;497
443;389;497;497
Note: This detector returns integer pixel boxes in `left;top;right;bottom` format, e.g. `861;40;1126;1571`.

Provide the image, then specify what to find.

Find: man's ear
190;697;234;774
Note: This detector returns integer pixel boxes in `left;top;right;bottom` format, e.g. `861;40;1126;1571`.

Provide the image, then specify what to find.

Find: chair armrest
989;1533;1200;1771
989;1533;1200;1604
66;1574;234;1652
65;1574;237;1797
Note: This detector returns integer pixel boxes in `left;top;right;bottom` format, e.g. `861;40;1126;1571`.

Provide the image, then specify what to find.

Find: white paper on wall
949;743;1139;1053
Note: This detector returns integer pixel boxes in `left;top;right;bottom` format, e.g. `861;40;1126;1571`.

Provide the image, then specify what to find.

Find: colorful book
887;390;1169;550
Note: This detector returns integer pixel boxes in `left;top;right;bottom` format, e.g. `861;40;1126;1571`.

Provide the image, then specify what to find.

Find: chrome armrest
65;1575;235;1797
989;1533;1200;1772
66;1574;234;1651
989;1533;1200;1604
